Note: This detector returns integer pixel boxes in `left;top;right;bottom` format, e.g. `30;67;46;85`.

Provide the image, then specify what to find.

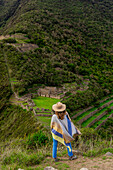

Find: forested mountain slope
0;0;21;28
0;3;113;168
0;43;11;111
0;0;113;113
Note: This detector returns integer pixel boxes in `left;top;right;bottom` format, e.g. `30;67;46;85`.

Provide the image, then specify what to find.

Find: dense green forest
0;0;113;123
0;0;21;27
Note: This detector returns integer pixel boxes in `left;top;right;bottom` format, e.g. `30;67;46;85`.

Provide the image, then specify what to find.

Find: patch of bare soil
42;155;113;170
8;43;38;52
0;34;38;52
0;35;6;40
0;34;27;40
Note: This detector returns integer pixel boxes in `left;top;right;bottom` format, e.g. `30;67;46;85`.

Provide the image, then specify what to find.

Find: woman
51;102;81;162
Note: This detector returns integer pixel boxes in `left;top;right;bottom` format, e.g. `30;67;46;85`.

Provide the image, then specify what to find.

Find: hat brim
52;103;66;112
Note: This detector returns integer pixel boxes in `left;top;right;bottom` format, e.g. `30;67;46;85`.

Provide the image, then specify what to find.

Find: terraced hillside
72;95;113;129
10;95;60;127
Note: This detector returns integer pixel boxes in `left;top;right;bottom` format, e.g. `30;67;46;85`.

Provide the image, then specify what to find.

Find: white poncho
51;112;81;151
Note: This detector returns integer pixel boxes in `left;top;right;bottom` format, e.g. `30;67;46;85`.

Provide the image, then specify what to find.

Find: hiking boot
54;158;59;162
69;155;77;160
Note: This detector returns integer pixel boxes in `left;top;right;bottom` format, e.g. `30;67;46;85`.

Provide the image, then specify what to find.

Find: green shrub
98;118;113;139
94;101;100;107
83;147;113;157
81;128;99;141
101;148;113;154
2;151;44;166
3;38;17;43
26;130;49;149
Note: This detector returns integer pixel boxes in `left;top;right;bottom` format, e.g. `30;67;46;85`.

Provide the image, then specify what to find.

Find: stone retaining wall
72;95;113;120
95;113;113;130
78;100;113;124
36;111;51;114
87;111;107;127
35;114;52;117
72;106;93;119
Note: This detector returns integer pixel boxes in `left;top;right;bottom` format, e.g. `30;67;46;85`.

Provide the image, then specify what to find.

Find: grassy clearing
35;112;52;115
32;97;60;126
33;96;60;110
37;116;51;127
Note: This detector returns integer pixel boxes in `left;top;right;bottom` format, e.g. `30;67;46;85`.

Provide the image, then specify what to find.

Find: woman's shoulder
52;114;57;119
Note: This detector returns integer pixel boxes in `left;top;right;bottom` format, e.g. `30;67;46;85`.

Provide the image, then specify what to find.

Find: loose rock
44;166;57;170
105;152;113;156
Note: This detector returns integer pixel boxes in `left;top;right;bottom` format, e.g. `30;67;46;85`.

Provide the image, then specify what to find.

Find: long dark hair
55;110;66;120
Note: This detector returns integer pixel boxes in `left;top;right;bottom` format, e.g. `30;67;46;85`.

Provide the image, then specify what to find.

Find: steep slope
0;0;113;112
0;0;21;28
0;43;12;111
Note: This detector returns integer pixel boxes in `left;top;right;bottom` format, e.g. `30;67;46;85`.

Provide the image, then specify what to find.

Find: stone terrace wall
72;106;93;119
87;111;107;127
35;114;52;117
78;100;113;124
95;113;113;130
72;95;113;119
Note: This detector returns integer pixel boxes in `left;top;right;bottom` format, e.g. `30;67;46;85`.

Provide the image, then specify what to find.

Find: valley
0;0;113;169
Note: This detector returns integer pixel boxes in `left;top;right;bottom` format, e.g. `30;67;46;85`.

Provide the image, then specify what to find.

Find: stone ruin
37;86;64;99
30;107;33;111
36;107;40;111
41;108;45;111
27;99;35;107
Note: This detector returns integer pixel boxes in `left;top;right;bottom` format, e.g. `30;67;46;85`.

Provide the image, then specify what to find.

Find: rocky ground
40;155;113;170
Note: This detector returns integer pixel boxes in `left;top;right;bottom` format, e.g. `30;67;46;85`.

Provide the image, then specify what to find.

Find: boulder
105;152;113;156
41;108;45;111
44;167;57;170
72;150;83;155
80;168;89;170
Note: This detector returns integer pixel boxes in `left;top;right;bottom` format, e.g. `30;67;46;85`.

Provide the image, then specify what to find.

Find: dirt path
39;155;113;170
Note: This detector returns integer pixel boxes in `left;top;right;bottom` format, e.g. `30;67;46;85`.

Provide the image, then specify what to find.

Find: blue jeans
52;138;73;158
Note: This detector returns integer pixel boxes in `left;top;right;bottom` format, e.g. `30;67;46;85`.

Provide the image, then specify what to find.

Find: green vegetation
0;0;113;168
98;118;113;139
2;38;17;43
82;108;108;127
64;88;110;116
33;96;60;111
72;96;113;128
0;0;113;99
91;106;113;129
0;105;43;141
38;116;51;126
75;107;97;122
26;130;49;149
0;0;20;27
0;44;12;111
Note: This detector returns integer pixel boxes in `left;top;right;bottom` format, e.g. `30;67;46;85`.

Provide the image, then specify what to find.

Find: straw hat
52;102;66;112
